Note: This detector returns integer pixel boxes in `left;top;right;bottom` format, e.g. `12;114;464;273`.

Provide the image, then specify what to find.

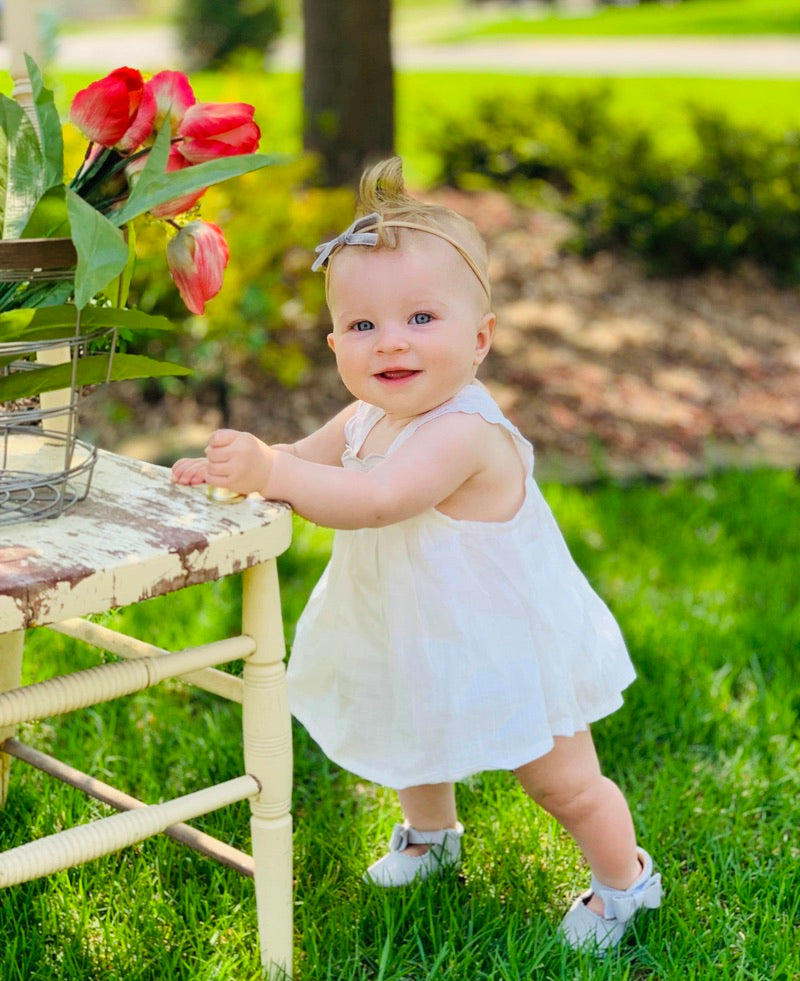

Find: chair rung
2;738;254;877
51;619;245;703
0;635;254;727
0;773;260;888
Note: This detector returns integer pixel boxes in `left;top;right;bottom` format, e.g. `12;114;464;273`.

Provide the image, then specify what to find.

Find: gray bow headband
311;212;380;272
311;212;492;300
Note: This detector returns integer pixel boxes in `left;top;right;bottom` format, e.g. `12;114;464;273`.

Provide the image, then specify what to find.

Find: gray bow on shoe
595;871;662;921
388;824;434;852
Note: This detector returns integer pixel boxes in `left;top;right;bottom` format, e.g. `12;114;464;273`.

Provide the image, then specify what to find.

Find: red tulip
70;67;156;150
146;70;196;135
166;221;230;315
177;102;260;164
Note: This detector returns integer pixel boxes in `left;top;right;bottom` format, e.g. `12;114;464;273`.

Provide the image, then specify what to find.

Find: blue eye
411;312;432;325
352;320;374;332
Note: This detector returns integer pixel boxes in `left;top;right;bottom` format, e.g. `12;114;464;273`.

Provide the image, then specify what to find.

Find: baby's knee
517;769;610;824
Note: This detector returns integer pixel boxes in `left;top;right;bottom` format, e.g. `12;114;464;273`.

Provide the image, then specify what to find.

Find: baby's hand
172;456;209;485
205;429;274;497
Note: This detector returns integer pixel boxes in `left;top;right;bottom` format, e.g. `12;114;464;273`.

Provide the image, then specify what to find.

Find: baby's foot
559;848;662;952
363;823;463;887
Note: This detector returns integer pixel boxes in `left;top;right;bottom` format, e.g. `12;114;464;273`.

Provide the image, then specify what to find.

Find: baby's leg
396;783;458;856
514;730;641;912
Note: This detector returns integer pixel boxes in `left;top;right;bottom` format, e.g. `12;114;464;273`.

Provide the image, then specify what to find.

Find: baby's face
326;235;495;421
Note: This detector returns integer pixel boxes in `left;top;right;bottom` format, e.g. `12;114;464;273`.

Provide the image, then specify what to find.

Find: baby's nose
374;324;409;352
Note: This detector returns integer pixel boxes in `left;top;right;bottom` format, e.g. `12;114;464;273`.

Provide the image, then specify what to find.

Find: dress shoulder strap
343;400;384;456
390;383;535;473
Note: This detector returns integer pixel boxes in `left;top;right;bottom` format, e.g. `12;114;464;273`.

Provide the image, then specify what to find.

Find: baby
173;157;662;952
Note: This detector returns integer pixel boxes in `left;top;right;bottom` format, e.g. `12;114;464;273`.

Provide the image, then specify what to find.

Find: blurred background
2;0;799;483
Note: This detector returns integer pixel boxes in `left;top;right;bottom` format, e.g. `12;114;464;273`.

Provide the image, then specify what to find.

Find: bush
434;89;800;283
571;110;800;282
437;87;617;196
177;0;283;70
127;157;355;389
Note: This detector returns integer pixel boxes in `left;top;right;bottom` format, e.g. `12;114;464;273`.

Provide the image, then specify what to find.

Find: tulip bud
166;221;230;315
177;102;261;164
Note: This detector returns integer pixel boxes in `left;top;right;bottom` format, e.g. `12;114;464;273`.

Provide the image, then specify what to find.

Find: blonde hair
333;157;492;302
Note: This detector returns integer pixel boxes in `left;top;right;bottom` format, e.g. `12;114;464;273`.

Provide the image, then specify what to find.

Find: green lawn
2;468;798;979
433;0;800;41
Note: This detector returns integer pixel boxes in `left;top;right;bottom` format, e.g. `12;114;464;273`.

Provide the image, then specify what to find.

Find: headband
312;211;492;301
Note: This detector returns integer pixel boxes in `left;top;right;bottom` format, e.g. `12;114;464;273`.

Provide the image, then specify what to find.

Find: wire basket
0;239;114;525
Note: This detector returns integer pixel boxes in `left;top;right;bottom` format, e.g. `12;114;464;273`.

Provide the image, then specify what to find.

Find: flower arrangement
0;56;276;404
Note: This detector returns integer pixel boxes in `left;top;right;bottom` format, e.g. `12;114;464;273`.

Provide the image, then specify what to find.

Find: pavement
2;23;800;77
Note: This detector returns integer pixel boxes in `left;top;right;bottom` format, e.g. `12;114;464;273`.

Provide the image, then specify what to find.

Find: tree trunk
302;0;394;186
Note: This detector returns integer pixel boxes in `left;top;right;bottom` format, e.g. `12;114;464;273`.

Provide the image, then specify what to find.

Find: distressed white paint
0;447;292;631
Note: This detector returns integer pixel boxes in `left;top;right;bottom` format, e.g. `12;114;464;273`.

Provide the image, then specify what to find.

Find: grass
2;467;799;979
432;0;800;41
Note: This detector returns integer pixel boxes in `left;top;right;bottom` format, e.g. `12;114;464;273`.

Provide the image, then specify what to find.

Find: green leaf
20;184;70;239
0;304;176;344
25;54;64;189
114;213;137;308
111;120;171;223
0;94;46;238
110;152;281;226
0;352;191;403
66;188;129;308
0;280;72;314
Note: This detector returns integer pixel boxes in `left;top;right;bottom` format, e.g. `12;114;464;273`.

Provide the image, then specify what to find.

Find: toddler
172;157;662;951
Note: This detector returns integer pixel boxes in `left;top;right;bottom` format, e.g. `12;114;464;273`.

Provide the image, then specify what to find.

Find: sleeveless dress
286;383;636;789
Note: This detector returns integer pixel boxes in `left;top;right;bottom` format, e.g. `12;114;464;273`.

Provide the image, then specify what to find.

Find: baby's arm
171;402;357;487
257;411;494;529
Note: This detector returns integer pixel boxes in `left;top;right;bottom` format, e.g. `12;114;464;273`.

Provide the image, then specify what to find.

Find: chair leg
0;630;24;808
242;560;293;979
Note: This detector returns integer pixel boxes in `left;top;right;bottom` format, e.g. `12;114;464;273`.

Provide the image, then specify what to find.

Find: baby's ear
474;312;495;365
327;332;336;352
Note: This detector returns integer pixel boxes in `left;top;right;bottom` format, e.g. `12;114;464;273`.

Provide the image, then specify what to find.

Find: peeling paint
1;450;292;631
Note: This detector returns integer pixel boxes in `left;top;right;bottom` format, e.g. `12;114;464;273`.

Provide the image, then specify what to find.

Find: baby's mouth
376;369;418;380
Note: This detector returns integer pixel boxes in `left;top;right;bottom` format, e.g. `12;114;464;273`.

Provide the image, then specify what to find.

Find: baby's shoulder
419;403;500;441
414;405;520;470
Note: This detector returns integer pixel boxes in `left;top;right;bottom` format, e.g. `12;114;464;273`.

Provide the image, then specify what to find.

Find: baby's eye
352;320;374;332
410;312;433;325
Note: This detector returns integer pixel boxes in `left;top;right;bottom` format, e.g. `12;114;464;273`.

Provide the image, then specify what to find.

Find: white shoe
363;822;464;887
559;848;662;952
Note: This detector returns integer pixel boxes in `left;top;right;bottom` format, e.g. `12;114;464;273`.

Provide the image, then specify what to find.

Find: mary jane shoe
559;847;662;952
363;822;464;887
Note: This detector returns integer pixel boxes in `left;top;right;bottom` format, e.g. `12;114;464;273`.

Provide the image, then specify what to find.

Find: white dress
286;383;635;789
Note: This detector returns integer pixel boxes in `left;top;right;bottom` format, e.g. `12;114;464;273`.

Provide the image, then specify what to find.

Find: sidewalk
2;24;800;77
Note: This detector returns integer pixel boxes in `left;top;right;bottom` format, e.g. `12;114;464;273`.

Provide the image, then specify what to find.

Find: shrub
127;157;354;389
570;109;800;282
434;90;800;283
177;0;283;70
437;87;617;196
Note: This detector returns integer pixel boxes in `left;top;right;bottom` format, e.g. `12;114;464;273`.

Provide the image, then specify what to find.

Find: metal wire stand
0;239;113;525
